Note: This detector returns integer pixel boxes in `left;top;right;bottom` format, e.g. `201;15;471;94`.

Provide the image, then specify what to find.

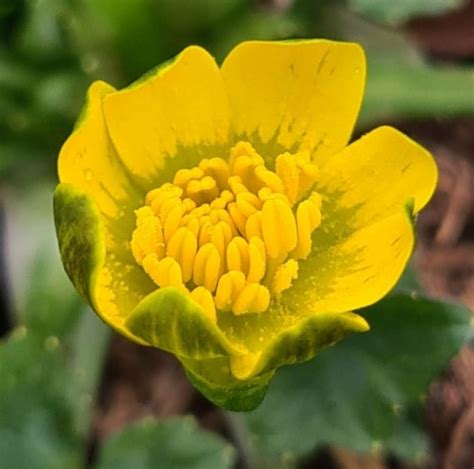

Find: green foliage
95;417;235;469
346;0;464;25
0;332;82;469
1;182;110;468
243;293;471;460
361;55;474;126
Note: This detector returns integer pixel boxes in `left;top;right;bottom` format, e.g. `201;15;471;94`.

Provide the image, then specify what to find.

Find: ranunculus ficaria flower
54;40;437;411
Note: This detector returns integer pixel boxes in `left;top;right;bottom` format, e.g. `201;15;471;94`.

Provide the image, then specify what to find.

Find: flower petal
54;184;149;345
283;208;415;316
179;309;367;409
221;40;365;165
56;82;156;335
103;46;231;189
216;209;414;354
263;126;437;324
229;311;368;380
124;286;246;359
318;126;438;224
58;81;140;220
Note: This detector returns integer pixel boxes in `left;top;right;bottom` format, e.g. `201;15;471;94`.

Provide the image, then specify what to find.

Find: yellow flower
54;40;437;411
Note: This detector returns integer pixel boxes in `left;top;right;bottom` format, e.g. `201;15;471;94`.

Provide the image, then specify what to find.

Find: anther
131;141;321;317
193;243;221;292
190;286;216;321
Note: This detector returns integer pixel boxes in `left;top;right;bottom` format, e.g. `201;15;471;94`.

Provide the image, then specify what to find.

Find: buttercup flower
54;40;437;411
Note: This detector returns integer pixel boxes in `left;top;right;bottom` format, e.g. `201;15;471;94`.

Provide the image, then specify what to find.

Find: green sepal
180;355;272;412
251;310;370;378
125;287;247;360
53;183;104;305
177;311;368;411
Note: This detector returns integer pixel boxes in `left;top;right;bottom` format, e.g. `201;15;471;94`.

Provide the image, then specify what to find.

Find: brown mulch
406;0;474;60
407;119;474;469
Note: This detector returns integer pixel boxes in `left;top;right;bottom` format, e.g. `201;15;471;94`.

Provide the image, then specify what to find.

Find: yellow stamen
190;286;216;322
261;199;297;259
233;283;270;315
142;255;184;289
215;270;247;311
166;227;197;283
130;141;321;316
193;243;221;292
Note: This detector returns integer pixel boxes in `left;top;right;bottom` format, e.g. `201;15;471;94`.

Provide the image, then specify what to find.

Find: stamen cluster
131;142;321;320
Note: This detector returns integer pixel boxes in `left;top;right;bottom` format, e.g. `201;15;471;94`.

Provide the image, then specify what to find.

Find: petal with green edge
103;46;231;190
230;311;369;380
318;126;438;225
180;356;272;412
54;183;104;305
215;209;414;354
179;311;368;410
124;287;247;359
53;184;147;345
56;80;156;331
221;40;365;165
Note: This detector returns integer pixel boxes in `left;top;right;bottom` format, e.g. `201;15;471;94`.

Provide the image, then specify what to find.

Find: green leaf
95;417;235;469
361;57;474;126
346;0;464;25
243;294;471;459
0;331;82;469
385;410;429;461
0;311;110;469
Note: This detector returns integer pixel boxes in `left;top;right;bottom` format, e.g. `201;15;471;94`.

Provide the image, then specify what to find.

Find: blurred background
1;0;474;468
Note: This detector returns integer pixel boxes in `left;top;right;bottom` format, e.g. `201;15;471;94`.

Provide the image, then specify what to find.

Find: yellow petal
54;184;153;345
58;81;140;220
104;46;230;188
216;209;413;355
229;311;368;380
221;40;365;165
318;126;438;225
286;209;415;315
56;83;155;336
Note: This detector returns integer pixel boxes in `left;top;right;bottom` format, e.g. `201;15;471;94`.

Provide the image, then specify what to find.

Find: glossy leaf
243;293;471;459
0;332;82;469
95;417;235;469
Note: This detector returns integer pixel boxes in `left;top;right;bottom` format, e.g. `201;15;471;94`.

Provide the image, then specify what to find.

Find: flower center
130;142;321;320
